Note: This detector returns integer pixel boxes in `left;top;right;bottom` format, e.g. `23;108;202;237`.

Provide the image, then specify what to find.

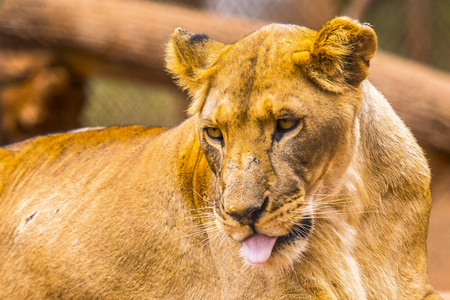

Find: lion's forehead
210;25;315;91
199;24;355;130
226;23;315;58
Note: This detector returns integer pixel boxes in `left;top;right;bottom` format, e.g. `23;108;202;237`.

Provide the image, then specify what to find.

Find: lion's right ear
166;28;225;114
293;17;377;93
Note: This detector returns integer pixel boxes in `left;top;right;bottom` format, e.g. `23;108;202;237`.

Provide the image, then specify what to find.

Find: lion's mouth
242;216;312;264
277;215;312;244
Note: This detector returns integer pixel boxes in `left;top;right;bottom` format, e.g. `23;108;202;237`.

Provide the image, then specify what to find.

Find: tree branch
1;0;449;151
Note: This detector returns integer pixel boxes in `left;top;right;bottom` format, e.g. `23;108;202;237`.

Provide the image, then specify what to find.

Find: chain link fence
81;78;184;128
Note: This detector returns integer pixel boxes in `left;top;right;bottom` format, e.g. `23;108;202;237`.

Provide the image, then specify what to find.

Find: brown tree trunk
369;52;450;152
0;0;449;152
0;0;265;83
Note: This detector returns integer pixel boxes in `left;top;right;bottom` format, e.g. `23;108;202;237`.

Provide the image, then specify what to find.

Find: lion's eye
276;117;300;132
205;127;224;141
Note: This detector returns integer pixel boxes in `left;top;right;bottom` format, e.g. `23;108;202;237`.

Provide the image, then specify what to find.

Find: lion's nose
225;197;268;225
227;206;261;225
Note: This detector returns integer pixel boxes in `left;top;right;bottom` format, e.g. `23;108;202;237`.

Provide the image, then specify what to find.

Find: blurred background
0;0;449;294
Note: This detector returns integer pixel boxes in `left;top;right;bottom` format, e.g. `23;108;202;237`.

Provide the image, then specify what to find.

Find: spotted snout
220;153;272;225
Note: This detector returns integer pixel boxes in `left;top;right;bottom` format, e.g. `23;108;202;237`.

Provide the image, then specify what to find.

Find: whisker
313;198;353;205
182;224;218;237
199;231;222;247
196;215;215;220
310;191;342;201
292;209;380;217
190;212;215;218
190;215;215;221
208;229;222;241
189;209;215;215
218;233;228;249
181;220;217;228
182;227;213;237
240;259;251;275
191;188;215;206
189;208;212;213
288;221;312;237
190;209;215;214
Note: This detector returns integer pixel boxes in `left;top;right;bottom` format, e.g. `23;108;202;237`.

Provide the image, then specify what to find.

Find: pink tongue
242;234;277;264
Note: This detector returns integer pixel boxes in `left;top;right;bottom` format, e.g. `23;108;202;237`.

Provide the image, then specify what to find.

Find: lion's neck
337;81;432;298
285;81;433;298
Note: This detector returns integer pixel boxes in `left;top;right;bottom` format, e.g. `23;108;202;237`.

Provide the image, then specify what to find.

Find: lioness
0;17;441;299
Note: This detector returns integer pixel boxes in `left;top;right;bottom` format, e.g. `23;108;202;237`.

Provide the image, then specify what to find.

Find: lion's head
167;17;378;268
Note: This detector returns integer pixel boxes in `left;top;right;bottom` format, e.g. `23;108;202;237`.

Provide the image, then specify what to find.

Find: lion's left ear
293;17;377;93
166;28;225;113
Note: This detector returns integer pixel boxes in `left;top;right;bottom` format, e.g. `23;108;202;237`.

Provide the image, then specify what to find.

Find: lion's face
197;34;363;267
166;18;377;268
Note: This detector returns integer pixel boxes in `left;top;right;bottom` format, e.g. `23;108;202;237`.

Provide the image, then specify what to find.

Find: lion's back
0;125;166;199
0;122;220;298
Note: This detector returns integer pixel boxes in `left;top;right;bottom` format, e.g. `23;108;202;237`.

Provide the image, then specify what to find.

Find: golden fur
0;17;441;299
